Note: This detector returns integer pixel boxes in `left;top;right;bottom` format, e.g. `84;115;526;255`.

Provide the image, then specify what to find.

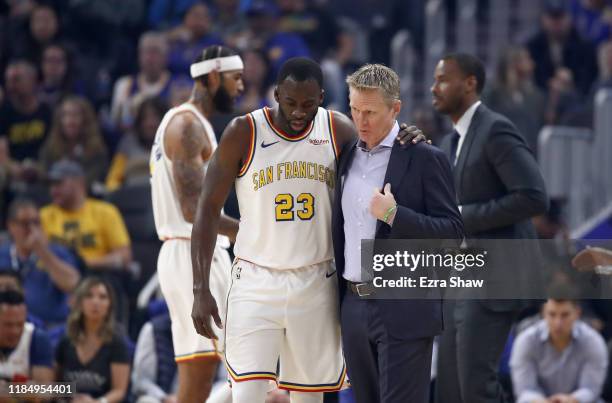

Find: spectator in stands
233;0;310;78
9;4;62;66
110;32;174;131
55;277;130;402
590;39;612;92
106;97;167;192
276;0;353;109
0;198;80;327
39;96;109;186
527;0;598;96
210;0;248;43
510;285;608;403
165;2;224;75
39;43;82;111
131;313;178;403
0;60;52;171
40;159;132;271
235;50;272;113
147;0;199;31
570;0;612;45
484;46;546;156
0;288;54;383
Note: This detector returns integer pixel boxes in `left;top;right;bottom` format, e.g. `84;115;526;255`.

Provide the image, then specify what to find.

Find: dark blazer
439;104;548;309
332;140;464;340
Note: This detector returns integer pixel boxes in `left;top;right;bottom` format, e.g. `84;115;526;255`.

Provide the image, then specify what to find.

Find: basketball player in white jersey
191;57;425;402
150;45;243;403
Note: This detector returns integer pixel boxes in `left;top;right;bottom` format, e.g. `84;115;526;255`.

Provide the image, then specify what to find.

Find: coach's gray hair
346;64;400;104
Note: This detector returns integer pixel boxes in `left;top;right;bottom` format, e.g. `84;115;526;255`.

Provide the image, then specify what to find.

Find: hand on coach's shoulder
396;123;430;146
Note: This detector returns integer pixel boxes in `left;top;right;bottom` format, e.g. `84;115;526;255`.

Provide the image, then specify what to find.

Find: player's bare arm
191;115;251;339
329;111;427;155
164;111;239;241
165;112;210;223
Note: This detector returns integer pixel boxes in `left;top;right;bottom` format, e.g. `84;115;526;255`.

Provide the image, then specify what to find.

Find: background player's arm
164;113;210;223
191;116;251;339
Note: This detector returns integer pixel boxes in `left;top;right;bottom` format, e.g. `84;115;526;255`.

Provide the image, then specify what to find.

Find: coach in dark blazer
332;64;464;403
432;53;548;403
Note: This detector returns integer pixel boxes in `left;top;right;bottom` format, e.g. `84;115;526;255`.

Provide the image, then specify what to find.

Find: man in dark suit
432;53;549;403
332;63;464;403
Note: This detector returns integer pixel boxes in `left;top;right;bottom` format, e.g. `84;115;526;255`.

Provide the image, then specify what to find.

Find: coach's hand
396;123;430;146
192;290;222;339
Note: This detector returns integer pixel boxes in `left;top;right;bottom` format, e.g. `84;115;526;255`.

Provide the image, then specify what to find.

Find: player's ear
319;88;325;105
207;70;221;92
273;86;279;103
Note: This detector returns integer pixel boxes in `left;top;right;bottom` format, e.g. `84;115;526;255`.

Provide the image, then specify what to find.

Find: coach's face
431;59;470;115
275;77;323;134
349;87;400;150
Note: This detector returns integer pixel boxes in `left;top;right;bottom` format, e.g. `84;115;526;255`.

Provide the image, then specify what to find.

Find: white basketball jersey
233;107;338;269
150;103;229;247
0;322;34;380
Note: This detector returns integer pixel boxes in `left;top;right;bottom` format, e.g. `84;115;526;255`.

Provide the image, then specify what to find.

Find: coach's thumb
383;183;392;196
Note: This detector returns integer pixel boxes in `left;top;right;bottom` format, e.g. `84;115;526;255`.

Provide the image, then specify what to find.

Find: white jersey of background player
150;46;243;403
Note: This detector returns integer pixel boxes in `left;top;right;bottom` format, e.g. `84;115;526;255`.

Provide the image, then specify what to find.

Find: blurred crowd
1;0;612;402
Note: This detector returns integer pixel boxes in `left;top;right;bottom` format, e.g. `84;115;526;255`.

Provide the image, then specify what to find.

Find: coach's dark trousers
341;291;434;403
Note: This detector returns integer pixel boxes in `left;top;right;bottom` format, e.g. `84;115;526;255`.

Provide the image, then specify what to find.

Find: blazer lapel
376;143;412;234
454;105;483;195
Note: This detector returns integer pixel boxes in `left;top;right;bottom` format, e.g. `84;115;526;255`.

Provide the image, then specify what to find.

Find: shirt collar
537;319;581;343
453;100;481;138
357;121;399;151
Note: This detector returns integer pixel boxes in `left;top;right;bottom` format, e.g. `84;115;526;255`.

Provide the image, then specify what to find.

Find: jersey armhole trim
238;113;257;177
327;110;339;162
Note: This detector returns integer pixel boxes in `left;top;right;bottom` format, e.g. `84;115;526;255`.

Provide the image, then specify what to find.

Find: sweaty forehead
278;77;321;98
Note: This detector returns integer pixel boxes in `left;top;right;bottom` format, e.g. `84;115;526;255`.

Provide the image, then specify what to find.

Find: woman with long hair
105;96;168;191
39;96;108;185
55;277;130;403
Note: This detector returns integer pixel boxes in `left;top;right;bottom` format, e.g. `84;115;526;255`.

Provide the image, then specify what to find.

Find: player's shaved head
276;57;323;88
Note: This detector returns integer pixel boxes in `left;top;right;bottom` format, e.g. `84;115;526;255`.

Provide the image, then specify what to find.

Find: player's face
213;69;244;113
431;59;470;115
349;88;400;148
275;78;323;134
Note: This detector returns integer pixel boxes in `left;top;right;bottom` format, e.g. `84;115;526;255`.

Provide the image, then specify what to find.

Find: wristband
383;204;397;224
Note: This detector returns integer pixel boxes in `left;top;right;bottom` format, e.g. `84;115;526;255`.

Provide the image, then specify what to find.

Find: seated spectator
510;284;608;403
110;32;174;131
0;288;54;383
235;50;272;114
570;0;612;45
131;313;177;403
39;43;84;111
526;0;598;96
106;97;167;192
147;0;198;31
233;1;310;78
0;198;80;327
39;96;109;186
484;46;546;157
55;277;130;402
165;2;223;75
276;0;353;109
9;4;62;66
40;160;132;271
0;60;52;175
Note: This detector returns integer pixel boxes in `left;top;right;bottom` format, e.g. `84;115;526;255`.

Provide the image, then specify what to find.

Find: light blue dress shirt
342;121;399;282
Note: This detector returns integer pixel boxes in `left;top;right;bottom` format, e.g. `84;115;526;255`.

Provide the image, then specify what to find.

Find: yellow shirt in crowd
40;198;131;262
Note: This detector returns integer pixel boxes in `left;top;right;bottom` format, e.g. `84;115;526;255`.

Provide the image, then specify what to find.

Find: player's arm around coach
189;107;427;339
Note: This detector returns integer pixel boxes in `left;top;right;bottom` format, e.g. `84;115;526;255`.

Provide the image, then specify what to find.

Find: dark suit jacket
332;140;464;340
439;104;549;309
